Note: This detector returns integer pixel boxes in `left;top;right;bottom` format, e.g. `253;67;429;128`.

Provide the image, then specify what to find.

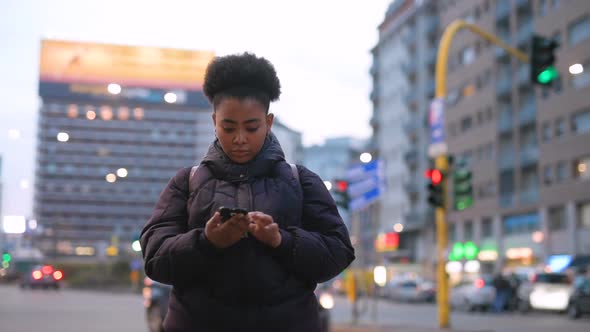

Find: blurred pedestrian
140;53;355;332
492;273;511;313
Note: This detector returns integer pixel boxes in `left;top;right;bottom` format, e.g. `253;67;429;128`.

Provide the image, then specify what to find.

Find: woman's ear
266;113;274;135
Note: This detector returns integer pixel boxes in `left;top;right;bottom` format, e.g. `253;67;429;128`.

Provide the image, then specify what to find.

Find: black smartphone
218;206;249;222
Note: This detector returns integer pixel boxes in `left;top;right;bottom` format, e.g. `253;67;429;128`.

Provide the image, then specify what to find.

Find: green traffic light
464;242;479;260
2;253;10;262
537;66;558;84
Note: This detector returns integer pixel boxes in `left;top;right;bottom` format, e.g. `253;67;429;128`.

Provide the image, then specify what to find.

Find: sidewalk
332;324;493;332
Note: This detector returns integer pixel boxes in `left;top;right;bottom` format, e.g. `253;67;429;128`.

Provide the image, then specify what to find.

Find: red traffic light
424;169;443;185
335;180;348;192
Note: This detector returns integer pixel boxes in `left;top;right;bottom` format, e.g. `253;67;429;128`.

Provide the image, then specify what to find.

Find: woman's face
212;98;274;164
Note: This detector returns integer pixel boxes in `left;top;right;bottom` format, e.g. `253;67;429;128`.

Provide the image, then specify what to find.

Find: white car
450;276;495;311
518;273;573;312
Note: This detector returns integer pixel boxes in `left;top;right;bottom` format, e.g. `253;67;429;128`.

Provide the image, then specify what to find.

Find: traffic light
332;179;350;210
2;252;11;269
530;34;559;86
425;168;445;208
453;163;473;211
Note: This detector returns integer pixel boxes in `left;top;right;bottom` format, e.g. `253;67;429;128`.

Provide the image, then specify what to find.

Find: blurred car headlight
319;292;334;310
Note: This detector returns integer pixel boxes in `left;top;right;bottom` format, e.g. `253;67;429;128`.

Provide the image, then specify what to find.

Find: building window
464;220;474;240
449;223;456;242
556;161;567;181
538;0;548;16
542;122;552;142
548;206;566;231
555;118;565;137
543;165;553;185
568;15;590;47
503;213;540;235
572;63;590;89
461;116;473;132
486;143;494;160
551;0;560;9
579;202;590;228
575;156;590;180
482;218;493;239
572;109;590;134
486;107;493;121
477;111;484;125
461;46;476;65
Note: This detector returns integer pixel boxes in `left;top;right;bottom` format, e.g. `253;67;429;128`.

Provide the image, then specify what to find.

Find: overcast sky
0;0;391;216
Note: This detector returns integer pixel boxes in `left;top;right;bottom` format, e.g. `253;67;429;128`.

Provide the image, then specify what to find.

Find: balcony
403;29;417;51
405;91;417;108
500;193;515;207
520;146;539;166
403;181;419;194
499;150;515;170
519;188;539;204
427;81;435;97
370;89;378;102
496;75;512;96
516;20;534;46
498;110;513;133
403;118;419;135
518;102;536;126
404;149;418;166
402;62;417;80
426;48;437;65
496;1;511;22
517;65;530;87
425;16;439;36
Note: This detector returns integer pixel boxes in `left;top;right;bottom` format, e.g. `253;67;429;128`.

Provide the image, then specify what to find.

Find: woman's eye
246;127;259;133
222;127;235;133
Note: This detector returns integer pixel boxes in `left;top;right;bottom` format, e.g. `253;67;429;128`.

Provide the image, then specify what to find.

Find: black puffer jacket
140;134;355;332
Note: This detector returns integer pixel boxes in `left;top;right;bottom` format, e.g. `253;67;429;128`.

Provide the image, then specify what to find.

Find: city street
330;295;590;332
1;285;589;332
0;285;145;332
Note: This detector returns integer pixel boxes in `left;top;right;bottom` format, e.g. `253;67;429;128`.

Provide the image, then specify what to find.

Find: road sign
428;98;448;158
346;160;386;212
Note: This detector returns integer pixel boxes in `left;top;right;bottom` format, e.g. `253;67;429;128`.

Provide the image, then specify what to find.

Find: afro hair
203;52;281;111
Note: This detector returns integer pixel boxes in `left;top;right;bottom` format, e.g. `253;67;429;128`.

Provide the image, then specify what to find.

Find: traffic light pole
434;20;530;328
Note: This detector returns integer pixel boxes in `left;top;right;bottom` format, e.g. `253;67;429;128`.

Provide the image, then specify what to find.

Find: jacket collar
201;132;285;183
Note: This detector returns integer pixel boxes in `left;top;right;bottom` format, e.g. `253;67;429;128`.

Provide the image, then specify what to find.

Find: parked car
517;272;572;313
19;265;63;290
568;276;590;319
450;276;495;311
142;277;333;332
383;279;435;303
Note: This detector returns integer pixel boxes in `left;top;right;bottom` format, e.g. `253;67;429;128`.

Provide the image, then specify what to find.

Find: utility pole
432;19;529;328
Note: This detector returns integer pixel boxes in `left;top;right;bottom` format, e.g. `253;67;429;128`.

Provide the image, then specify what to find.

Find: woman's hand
247;212;281;248
204;212;250;249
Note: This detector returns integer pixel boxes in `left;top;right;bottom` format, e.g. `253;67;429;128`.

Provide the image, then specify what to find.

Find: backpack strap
189;165;199;194
288;163;299;184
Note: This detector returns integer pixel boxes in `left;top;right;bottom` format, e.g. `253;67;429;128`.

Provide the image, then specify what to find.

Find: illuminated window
67;104;78;118
134;107;144;120
118;107;130;121
100;106;113;121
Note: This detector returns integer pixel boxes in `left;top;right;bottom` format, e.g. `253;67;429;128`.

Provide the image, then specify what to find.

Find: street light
164;92;177;103
105;173;117;183
569;63;584;75
360;152;372;163
107;83;122;95
117;168;128;178
393;223;404;233
57;132;69;142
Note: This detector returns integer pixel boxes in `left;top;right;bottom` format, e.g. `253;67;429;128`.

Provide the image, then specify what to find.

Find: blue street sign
346;159;386;212
428;98;448;157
